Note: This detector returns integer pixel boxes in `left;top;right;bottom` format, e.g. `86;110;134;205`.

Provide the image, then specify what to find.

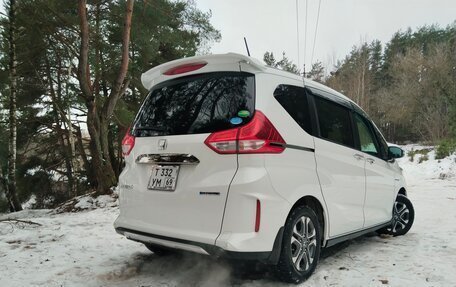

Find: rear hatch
120;71;255;244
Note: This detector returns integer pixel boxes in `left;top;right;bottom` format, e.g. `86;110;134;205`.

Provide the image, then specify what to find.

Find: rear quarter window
273;85;312;134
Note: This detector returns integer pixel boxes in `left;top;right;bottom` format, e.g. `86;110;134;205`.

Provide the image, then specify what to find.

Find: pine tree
76;0;134;195
307;61;325;83
263;51;300;75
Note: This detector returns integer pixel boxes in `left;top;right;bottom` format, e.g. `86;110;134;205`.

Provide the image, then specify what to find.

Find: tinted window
274;85;312;134
354;113;379;156
314;97;354;148
371;123;389;160
133;72;255;137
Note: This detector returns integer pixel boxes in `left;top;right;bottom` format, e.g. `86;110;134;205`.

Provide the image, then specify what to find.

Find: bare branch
102;0;134;119
0;219;42;226
77;0;93;100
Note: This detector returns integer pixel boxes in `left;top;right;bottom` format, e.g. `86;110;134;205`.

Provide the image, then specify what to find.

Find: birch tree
5;0;22;211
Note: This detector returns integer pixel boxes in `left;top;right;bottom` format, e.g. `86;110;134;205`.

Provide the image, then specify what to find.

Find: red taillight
163;62;207;76
255;199;261;232
121;128;135;157
204;110;286;154
204;128;239;154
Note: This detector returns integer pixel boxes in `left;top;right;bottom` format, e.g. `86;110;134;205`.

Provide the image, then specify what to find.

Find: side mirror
388;146;404;160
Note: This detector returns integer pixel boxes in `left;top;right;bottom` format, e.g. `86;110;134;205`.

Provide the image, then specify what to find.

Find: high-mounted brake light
121;127;135;157
204;111;286;154
163;62;207;76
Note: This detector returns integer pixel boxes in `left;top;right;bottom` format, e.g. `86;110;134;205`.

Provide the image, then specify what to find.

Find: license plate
148;165;180;191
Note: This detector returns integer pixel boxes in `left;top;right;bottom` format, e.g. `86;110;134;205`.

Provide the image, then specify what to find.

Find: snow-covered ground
1;145;455;286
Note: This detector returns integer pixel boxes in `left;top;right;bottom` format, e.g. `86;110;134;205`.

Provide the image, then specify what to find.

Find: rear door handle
366;158;375;164
353;153;365;161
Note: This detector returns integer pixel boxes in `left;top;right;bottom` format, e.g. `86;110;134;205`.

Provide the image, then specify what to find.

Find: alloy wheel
290;216;317;272
391;201;410;233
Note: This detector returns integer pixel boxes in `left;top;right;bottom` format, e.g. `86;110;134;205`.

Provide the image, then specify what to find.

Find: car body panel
115;53;407;257
313;137;366;236
115;134;237;245
363;154;397;227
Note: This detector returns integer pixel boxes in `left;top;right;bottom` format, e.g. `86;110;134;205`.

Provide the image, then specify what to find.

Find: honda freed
114;53;414;283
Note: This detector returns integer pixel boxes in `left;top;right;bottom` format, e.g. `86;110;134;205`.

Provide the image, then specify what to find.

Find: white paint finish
363;155;397;227
115;133;237;245
255;72;331;240
140;53;265;90
216;154;291;252
263;148;329;236
117;55;406;255
314;138;366;236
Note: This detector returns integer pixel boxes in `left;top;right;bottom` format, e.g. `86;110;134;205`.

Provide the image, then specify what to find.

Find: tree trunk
74;125;97;188
0;169;9;202
76;0;134;195
45;52;75;199
65;65;79;197
6;0;22;212
86;103;117;194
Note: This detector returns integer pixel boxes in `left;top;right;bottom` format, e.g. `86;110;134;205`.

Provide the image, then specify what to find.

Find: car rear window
132;72;255;137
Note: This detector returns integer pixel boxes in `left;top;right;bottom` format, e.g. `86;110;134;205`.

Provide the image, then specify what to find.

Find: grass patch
436;139;456;160
418;154;429;163
408;148;432;162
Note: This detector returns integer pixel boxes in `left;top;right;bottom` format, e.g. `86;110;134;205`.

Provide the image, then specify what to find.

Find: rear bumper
116;226;284;263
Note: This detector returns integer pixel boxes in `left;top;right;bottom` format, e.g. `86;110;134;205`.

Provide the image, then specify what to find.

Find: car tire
144;243;175;256
379;194;415;236
275;206;322;284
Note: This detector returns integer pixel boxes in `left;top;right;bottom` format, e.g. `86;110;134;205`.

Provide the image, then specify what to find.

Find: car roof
141;52;355;106
260;65;353;103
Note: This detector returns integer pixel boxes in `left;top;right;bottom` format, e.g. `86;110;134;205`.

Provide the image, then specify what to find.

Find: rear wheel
379;194;415;236
275;206;321;283
144;243;175;256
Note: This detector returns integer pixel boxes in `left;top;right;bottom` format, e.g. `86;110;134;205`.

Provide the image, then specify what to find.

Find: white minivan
114;53;414;283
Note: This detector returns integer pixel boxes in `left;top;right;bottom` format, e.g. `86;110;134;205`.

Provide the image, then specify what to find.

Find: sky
0;0;454;71
195;0;456;72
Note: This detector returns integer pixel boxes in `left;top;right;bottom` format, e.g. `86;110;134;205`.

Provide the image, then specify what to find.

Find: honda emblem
158;139;167;150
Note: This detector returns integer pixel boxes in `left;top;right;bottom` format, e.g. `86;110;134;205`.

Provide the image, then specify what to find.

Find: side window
274;85;312;134
371;123;389;160
354;113;379;156
314;96;355;148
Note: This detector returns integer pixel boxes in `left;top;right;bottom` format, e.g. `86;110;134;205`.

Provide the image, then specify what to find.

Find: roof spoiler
141;53;266;90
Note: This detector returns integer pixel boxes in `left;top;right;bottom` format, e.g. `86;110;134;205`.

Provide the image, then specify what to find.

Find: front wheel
275;206;322;284
381;194;415;236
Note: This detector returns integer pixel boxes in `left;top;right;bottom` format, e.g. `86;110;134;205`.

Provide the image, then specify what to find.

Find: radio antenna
244;37;251;57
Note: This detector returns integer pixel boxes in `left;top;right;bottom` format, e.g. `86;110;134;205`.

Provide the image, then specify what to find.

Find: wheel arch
288;196;326;244
398;187;407;197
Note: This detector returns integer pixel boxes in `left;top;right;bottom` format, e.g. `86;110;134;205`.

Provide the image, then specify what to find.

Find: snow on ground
398;144;456;181
1;146;456;287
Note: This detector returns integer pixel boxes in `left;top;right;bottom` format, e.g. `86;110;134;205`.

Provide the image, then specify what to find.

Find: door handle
366;158;375;164
353;153;365;160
